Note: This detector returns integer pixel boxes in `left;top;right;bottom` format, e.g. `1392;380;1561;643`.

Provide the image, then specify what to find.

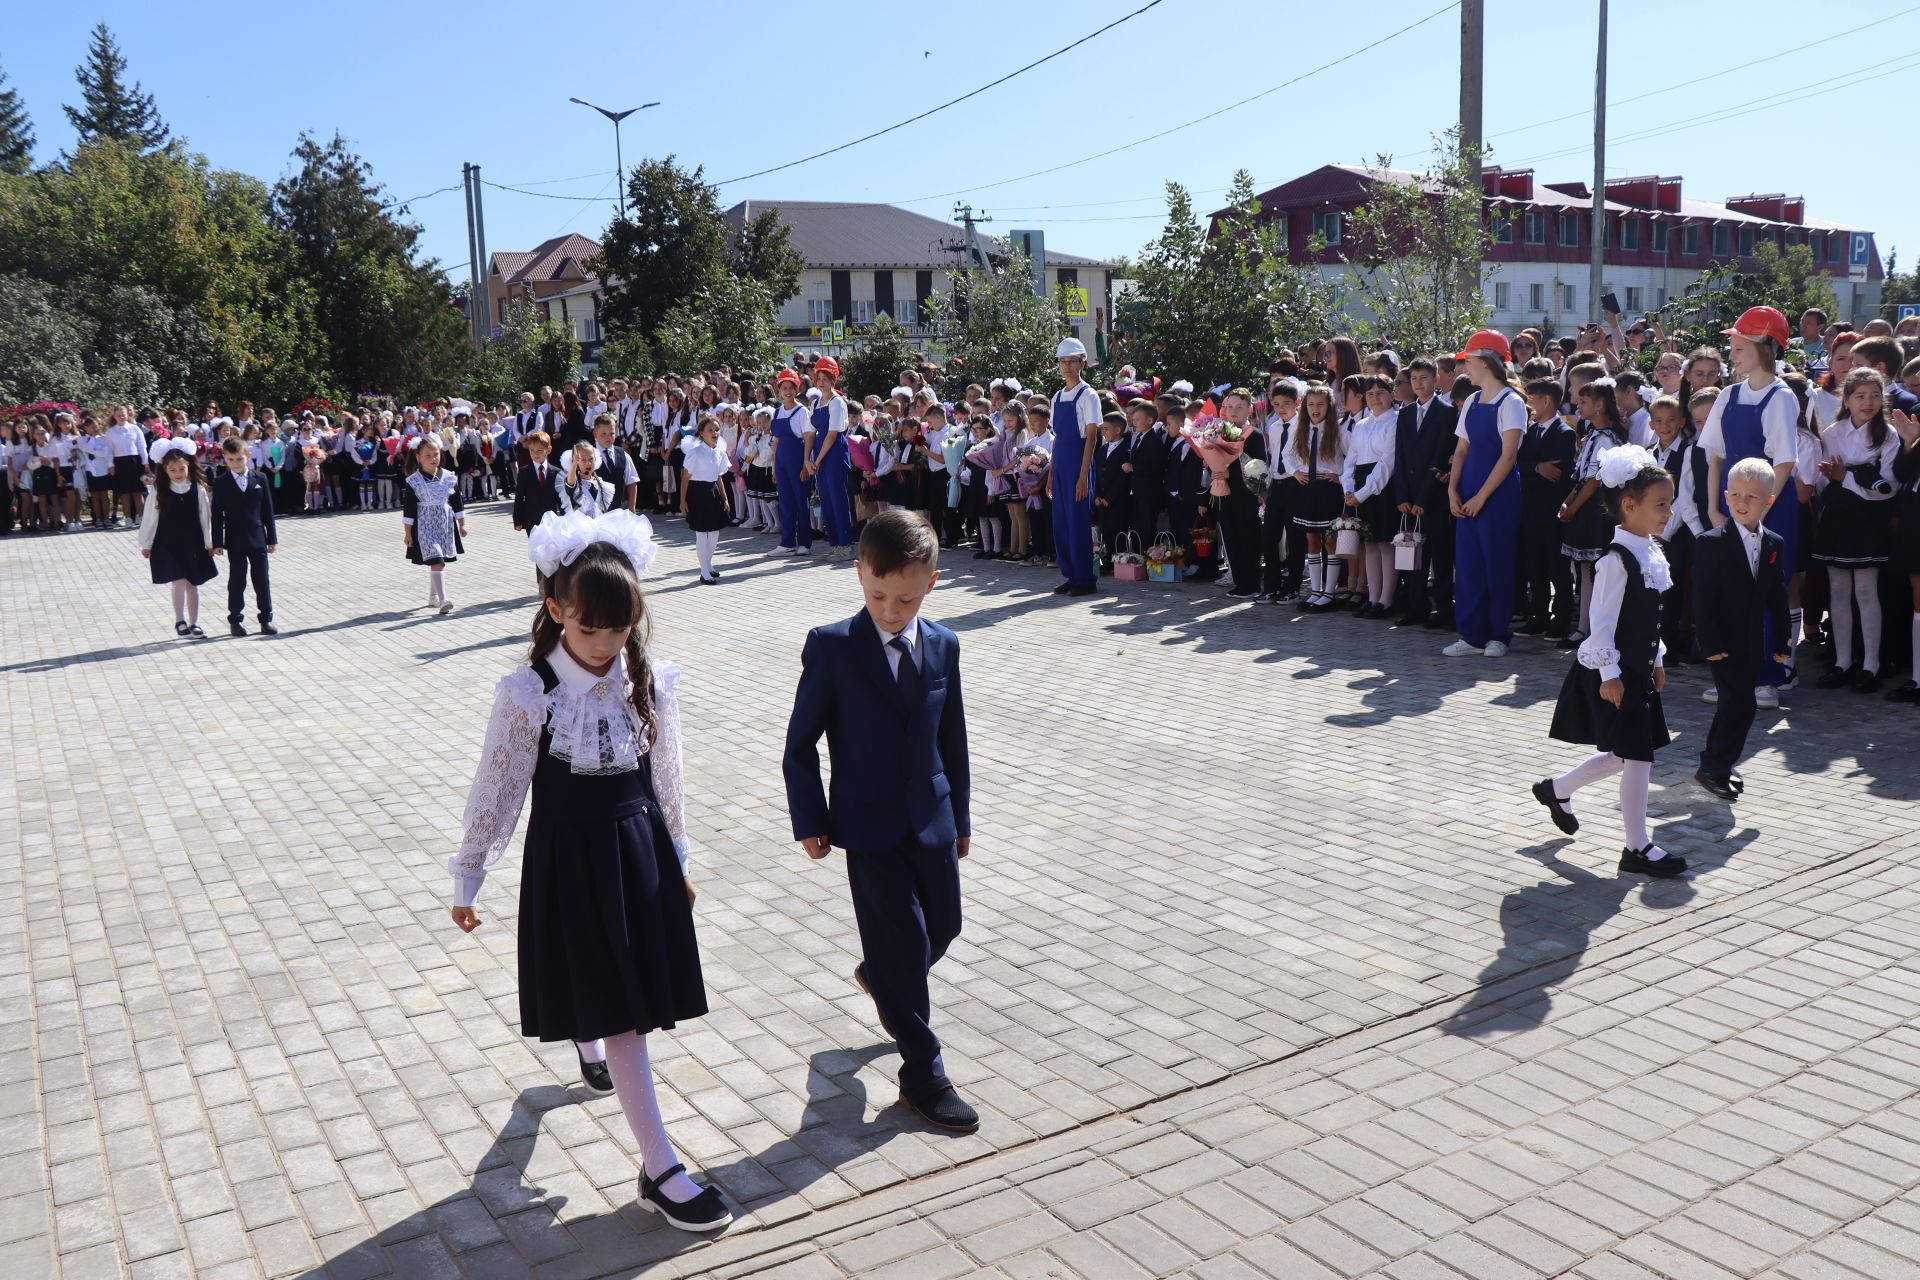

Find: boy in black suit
1124;398;1168;552
1693;458;1792;800
1390;358;1459;625
1164;401;1213;580
1518;380;1578;635
783;511;976;1134
1093;413;1133;569
512;431;563;534
210;436;277;636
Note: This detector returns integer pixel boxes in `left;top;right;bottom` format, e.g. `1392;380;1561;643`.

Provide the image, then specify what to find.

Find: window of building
574;316;598;343
1528;282;1545;312
1311;211;1341;244
1713;225;1731;257
895;298;918;326
1656;287;1668;308
1651;220;1668;253
807;299;831;326
1681;223;1699;255
1739;227;1755;256
1559;215;1580;248
1811;234;1824;263
1492;282;1510;310
1625;286;1642;312
852;299;875;324
1621;218;1640;251
1524;211;1547;245
1492;209;1513;244
1562;284;1577;311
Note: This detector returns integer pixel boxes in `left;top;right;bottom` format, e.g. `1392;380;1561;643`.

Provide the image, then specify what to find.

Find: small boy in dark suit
1518;379;1578;635
1692;457;1792;800
1124;398;1169;552
210;436;277;636
512;431;563;534
1093;412;1133;567
1391;358;1460;625
783;511;976;1133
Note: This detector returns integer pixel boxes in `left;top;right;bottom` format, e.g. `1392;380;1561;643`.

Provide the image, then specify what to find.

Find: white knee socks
1855;568;1883;673
428;567;445;603
695;531;718;578
599;1031;702;1202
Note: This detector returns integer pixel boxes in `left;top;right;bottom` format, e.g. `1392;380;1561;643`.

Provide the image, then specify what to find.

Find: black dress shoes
1620;845;1688;878
230;623;247;637
575;1044;614;1096
638;1163;733;1233
900;1077;980;1134
1532;779;1579;834
1728;768;1744;792
1692;771;1739;803
259;622;278;636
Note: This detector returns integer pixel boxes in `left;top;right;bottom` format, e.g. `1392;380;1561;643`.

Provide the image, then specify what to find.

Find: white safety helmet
1055;337;1087;360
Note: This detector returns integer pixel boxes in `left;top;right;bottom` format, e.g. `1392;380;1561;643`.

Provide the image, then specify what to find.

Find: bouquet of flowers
1242;457;1270;497
1184;420;1246;501
1015;446;1050;509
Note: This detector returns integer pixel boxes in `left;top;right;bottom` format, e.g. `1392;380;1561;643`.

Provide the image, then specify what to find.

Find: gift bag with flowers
1145;531;1184;583
1331;513;1364;558
1113;530;1147;581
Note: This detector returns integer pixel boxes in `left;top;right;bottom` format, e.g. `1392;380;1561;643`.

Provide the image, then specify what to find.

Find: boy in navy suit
783;511;977;1133
512;431;563;534
1692;458;1792;800
210;436;277;636
1518;379;1577;635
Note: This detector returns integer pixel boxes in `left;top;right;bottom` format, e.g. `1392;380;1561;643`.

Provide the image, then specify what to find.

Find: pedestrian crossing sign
1062;287;1089;317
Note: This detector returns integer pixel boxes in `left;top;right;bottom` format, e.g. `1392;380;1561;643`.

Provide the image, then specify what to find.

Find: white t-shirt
1051;383;1101;439
1454;388;1527;441
1697;377;1796;465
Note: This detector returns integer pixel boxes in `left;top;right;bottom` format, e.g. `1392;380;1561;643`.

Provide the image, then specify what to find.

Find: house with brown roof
484;234;604;358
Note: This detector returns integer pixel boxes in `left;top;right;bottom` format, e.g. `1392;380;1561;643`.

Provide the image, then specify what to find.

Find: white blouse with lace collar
448;647;688;906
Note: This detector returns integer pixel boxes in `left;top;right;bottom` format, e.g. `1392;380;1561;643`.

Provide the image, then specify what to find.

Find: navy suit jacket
1692;523;1789;668
210;469;276;552
783;610;970;856
1391;398;1458;509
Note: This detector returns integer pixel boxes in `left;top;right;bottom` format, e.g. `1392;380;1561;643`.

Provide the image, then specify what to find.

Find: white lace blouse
448;646;688;906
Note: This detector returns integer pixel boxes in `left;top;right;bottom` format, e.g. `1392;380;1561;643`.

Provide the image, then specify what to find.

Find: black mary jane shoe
575;1045;614;1096
174;621;190;637
186;624;206;638
1692;771;1739;803
638;1163;733;1233
1815;664;1857;690
900;1077;981;1134
1852;669;1882;695
1619;844;1688;878
1531;779;1579;835
1886;682;1920;703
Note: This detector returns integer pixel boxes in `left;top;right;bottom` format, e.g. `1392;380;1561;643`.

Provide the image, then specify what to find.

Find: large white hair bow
1597;443;1658;488
148;438;195;465
527;509;659;580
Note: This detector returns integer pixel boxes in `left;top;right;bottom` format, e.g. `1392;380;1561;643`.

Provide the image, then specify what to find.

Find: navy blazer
1517;419;1578;518
784;610;970;856
1128;426;1170;504
1391;398;1458;508
514;461;564;530
1692;523;1789;667
210;469;276;552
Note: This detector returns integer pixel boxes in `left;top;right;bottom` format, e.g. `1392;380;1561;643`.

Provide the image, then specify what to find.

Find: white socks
428;567;445;603
694;531;718;577
575;1038;606;1065
171;580;188;624
1554;752;1665;858
599;1031;702;1203
1828;567;1883;672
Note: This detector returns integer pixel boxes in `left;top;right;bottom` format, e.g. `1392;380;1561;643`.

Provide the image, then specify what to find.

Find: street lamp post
569;98;659;217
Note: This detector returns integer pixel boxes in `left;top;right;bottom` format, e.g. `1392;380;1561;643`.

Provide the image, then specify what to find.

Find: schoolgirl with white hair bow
138;438;219;637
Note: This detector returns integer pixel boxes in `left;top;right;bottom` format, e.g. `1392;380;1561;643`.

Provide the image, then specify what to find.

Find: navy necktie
890;635;918;701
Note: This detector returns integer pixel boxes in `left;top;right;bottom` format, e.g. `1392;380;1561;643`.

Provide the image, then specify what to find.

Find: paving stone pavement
2;500;1917;1280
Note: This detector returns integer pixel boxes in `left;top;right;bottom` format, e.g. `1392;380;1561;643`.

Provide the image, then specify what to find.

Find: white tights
1827;566;1883;673
980;515;1003;553
428;566;445;603
694;530;719;578
599;1031;702;1202
1552;751;1663;855
1365;542;1394;606
170;580;199;625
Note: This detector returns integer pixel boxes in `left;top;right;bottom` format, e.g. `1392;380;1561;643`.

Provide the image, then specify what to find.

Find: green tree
643;275;784;376
1342;127;1493;357
591;156;730;343
731;206;805;308
925;247;1065;397
1118;171;1341;386
841;313;922;400
596;328;656;382
272;132;468;399
467;301;579;403
1660;240;1839;340
63;23;168;153
0;64;34;175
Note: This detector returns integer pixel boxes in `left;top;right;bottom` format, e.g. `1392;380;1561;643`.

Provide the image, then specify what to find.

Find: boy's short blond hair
1727;457;1774;489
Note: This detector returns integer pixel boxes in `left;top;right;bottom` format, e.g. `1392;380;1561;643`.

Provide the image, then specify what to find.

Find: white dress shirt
1340;410;1398;498
1819;419;1900;501
681;439;732;483
1577;528;1670;681
1737;520;1763;576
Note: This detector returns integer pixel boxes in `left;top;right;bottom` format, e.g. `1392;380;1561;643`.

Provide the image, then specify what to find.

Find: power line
710;0;1169;186
393;183;462;208
480;178;609;202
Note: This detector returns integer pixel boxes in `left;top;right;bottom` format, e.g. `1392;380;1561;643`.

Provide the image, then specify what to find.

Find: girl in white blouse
1812;369;1902;690
679;416;734;585
557;442;618;516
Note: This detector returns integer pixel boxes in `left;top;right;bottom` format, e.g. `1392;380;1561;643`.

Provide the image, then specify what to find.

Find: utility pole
472;164;491;341
462;164;484;347
1458;0;1483;311
1589;0;1608;325
953;203;995;273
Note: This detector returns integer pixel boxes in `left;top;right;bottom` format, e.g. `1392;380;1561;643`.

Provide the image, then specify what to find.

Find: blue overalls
1716;380;1796;684
1454;388;1523;648
773;403;813;549
1050;382;1097;589
812;395;854;548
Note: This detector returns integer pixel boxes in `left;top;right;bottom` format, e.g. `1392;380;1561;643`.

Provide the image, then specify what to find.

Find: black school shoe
174;621;190;637
900;1077;980;1134
230;622;247;637
1816;664;1857;690
1620;845;1688;878
258;621;278;636
1886;681;1920;703
1852;669;1882;694
1692;771;1739;803
1532;779;1579;834
575;1044;614;1096
638;1163;732;1233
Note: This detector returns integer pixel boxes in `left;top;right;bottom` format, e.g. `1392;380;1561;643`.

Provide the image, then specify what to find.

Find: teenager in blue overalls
808;357;855;561
771;368;815;555
1443;330;1525;658
1049;337;1102;597
1700;306;1797;688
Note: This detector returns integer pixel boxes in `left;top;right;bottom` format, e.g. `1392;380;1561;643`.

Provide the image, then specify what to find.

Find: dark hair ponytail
529;542;656;743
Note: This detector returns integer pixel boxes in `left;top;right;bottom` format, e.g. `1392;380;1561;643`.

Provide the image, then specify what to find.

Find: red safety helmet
813;356;840;379
774;368;802;389
1453;328;1512;363
1720;305;1791;348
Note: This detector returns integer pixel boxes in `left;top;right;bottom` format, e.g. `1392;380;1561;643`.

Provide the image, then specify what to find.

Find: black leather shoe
1693;771;1739;803
230;622;247;637
638;1163;732;1233
258;622;278;636
1051;582;1073;595
187;624;206;638
1816;665;1856;689
175;621;190;636
575;1044;614;1096
900;1078;980;1134
1422;613;1452;630
1852;669;1882;694
1620;845;1688;878
1532;779;1579;834
1887;682;1920;703
1728;768;1744;792
1519;618;1549;635
1067;585;1096;597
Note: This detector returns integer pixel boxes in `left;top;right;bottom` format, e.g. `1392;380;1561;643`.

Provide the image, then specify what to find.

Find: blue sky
8;0;1915;280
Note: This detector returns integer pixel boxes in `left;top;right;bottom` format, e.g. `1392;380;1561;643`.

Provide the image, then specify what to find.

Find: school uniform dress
210;469;277;625
403;468;465;564
745;434;777;504
1049;381;1103;590
1562;427;1628;563
682;440;731;533
1452;388;1525;648
1282;421;1344;531
1550;530;1671;762
557;474;619;517
1895;437;1920;575
106;423;148;495
139;481;218;586
1341;410;1399;543
1652;436;1709;655
451;650;705;1042
1812;420;1900;567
